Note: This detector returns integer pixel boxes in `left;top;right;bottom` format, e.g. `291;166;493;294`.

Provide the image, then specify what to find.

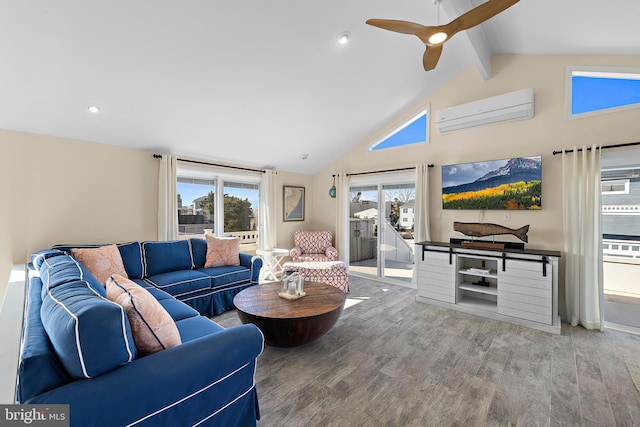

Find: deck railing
603;238;640;297
602;238;640;259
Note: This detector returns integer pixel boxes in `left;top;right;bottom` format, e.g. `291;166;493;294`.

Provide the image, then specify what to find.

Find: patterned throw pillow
71;244;128;285
105;274;181;356
204;235;240;268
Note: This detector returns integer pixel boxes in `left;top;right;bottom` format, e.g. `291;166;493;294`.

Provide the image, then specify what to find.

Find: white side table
256;248;290;281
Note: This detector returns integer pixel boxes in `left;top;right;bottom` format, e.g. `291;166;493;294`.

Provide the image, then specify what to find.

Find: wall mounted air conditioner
435;88;534;133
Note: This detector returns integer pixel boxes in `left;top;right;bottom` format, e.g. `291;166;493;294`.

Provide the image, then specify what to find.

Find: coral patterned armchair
289;231;338;262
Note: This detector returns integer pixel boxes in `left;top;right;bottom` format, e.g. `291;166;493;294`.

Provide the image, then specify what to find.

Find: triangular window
567;67;640;118
369;107;429;151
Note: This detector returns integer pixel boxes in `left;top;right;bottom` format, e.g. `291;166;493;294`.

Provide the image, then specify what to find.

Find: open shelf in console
456;254;498;306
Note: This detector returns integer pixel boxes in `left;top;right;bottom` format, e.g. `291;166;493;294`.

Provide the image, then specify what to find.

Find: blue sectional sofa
53;238;263;316
16;243;265;426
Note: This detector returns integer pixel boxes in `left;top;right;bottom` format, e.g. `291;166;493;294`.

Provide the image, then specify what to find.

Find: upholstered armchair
289;231;338;262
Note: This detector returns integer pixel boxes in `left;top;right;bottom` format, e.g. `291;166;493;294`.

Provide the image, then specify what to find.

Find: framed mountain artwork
442;156;542;210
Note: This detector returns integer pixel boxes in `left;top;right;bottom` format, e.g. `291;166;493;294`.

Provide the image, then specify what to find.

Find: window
601;179;630;195
223;181;259;234
566;67;640;119
177;163;260;245
369;106;429;151
177;177;216;235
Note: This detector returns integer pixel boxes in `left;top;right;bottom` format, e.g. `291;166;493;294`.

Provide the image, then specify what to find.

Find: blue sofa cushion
38;252;86;298
40;279;138;379
174;316;225;343
158;298;200;322
52;242;145;280
142;241;194;277
197;266;251;289
133;279;174;301
18;276;73;403
36;251;106;299
31;249;65;270
189;238;207;269
116;242;144;279
144;270;210;297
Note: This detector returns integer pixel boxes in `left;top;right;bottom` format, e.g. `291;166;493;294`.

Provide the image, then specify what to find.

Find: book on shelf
467;267;491;275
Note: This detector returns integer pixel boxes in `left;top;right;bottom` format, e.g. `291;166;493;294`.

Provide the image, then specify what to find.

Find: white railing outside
602;205;640;215
178;230;258;243
381;219;414;263
603;238;640;297
602;238;640;259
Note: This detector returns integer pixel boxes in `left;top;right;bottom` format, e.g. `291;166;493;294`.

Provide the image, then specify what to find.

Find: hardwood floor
214;276;640;426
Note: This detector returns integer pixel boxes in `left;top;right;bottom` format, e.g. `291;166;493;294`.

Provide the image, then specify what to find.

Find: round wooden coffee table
233;281;346;347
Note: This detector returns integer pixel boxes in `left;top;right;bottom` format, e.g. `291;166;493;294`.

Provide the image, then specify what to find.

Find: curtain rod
346;165;434;177
153;154;265;173
552;141;640;156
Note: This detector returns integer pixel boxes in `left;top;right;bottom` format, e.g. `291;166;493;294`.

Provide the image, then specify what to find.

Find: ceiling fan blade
423;45;443;71
449;0;519;34
366;19;426;36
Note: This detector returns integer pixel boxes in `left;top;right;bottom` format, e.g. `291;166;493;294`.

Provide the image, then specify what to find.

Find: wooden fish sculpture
453;221;529;243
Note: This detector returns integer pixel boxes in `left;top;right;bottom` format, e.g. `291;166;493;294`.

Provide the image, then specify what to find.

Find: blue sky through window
572;73;640;115
370;110;427;151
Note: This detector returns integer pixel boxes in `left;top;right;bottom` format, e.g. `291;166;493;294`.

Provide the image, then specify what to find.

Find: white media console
415;241;561;334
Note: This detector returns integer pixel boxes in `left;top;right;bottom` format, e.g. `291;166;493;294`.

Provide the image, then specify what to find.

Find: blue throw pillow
40;280;138;379
142;241;194;277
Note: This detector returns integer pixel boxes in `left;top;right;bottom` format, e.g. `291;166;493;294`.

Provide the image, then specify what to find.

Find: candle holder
278;270;305;300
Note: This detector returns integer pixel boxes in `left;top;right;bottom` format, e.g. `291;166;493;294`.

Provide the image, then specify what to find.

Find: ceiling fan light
428;32;448;44
337;31;350;45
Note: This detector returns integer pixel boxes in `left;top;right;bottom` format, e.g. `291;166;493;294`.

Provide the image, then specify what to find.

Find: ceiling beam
440;0;492;80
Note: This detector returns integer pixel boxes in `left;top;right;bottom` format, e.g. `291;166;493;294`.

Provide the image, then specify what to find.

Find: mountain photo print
442;156;542;210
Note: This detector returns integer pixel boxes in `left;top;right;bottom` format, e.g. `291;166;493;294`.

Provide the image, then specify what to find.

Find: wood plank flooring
214;276;640;426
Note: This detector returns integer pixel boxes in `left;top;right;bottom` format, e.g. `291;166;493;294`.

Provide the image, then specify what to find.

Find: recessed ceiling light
337;31;350;45
88;105;101;114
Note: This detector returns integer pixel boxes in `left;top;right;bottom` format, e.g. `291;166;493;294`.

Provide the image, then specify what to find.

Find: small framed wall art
283;185;305;221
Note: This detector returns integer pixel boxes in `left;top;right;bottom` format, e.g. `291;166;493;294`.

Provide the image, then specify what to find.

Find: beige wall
312;54;640;252
3;54;640;305
0;130;314;305
0;129;159;304
275;171;315;252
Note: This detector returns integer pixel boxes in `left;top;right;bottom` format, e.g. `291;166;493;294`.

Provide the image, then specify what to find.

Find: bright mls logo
1;405;69;426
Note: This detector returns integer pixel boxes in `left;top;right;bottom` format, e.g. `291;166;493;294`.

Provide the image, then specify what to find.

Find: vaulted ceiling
1;1;639;174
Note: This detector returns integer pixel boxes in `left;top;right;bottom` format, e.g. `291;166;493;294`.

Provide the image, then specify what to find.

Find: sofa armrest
290;246;302;261
27;324;264;426
325;246;338;261
239;253;262;283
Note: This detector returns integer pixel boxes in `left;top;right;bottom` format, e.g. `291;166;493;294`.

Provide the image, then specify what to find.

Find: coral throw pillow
71;244;128;285
105;274;181;355
205;235;240;268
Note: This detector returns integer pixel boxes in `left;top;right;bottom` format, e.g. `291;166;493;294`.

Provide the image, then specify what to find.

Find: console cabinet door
498;259;552;325
416;249;455;303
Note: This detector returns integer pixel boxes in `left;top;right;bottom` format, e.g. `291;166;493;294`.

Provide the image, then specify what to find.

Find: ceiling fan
366;0;519;71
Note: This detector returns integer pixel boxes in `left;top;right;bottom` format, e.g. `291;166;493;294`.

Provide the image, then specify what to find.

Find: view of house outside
177;178;259;238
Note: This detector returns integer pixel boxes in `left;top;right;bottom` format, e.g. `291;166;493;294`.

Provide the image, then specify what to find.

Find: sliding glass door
601;149;640;332
381;183;415;282
348;172;415;285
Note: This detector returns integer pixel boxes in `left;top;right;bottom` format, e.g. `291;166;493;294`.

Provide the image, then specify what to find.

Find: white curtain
259;170;277;250
414;164;431;242
158;154;178;241
412;164;431;284
335;173;350;264
562;145;604;330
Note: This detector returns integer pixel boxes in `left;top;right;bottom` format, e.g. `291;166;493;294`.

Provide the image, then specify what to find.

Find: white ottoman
281;261;349;293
